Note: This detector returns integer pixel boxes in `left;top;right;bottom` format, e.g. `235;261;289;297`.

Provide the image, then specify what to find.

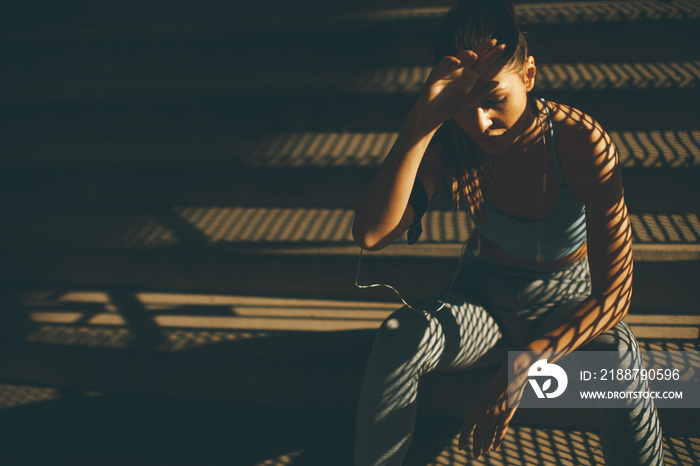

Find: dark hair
434;0;530;221
434;0;528;70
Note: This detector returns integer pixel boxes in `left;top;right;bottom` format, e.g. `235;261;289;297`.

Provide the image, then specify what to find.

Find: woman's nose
476;107;492;133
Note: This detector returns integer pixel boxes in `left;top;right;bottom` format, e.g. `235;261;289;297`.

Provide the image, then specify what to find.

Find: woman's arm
524;106;632;358
351;110;445;251
352;41;506;250
461;106;634;458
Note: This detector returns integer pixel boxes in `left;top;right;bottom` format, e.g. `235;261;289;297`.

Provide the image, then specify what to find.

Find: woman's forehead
476;67;522;88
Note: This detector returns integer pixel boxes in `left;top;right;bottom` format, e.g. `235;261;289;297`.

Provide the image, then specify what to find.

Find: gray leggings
355;253;664;465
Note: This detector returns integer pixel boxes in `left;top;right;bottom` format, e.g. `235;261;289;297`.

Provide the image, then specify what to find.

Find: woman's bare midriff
468;232;588;270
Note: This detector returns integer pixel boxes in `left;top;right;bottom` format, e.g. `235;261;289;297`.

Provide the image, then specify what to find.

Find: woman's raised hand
415;39;506;130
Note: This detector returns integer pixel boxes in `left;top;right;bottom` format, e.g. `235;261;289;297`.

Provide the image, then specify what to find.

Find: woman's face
452;60;535;155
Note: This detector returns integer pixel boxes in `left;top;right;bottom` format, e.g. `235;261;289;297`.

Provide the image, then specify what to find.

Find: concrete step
3;206;699;252
4;60;699;101
0;383;697;465
3;2;698;66
5;242;693;313
5;1;698;34
3;129;699;169
0;291;698;437
1;129;697;211
3;21;698;88
1;166;697;215
12;291;700;348
1;206;698;312
2;88;697;138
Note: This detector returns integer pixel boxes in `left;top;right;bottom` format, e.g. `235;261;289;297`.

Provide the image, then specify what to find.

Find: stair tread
4;0;699;41
3;129;699;168
3;92;696;134
424;428;700;466
14;290;700;351
0;381;697;465
1;293;697;435
2;206;699;258
2;208;696;309
3;60;699;101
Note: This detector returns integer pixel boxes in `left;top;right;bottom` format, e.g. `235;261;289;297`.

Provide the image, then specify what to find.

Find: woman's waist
467;232;588;272
456;236;591;312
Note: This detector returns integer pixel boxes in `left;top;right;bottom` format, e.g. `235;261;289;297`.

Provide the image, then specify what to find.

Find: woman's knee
373;306;443;360
584;320;639;353
379;307;433;341
584;321;646;392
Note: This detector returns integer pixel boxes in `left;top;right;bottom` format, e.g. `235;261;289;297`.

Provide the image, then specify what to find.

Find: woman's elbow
352;224;386;251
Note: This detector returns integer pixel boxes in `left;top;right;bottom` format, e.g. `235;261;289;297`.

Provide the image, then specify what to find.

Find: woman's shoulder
544;101;620;198
546;102;610;145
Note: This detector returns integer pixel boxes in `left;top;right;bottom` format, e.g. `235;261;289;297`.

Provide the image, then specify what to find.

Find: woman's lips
479;135;501;144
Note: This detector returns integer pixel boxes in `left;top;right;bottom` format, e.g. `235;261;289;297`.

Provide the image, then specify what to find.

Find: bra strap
538;98;565;185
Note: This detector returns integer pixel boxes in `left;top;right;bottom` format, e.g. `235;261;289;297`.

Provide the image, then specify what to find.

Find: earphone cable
535;99;549;262
354;239;469;314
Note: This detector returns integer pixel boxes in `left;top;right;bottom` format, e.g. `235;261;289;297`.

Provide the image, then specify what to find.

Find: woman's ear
524;56;536;92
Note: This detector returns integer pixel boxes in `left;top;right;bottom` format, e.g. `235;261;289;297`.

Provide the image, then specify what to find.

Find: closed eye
485;97;507;108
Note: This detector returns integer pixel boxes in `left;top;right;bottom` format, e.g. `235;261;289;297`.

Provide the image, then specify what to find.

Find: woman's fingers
465;413;495;459
458;410;478;450
429;55;468;84
493;423;508;452
460;400;513;458
473;415;494;459
433;55;462;75
434;39;504;85
419;39;505;124
454;49;478;67
479;419;499;457
472;42;507;75
456;39;504;72
452;41;506;89
472;420;484;458
473;39;498;57
453;40;502;72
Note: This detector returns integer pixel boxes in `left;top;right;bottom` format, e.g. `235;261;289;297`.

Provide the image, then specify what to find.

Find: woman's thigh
382;293;505;374
455;254;593;348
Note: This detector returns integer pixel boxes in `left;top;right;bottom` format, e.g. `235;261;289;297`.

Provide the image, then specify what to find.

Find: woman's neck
505;98;545;157
457;98;547;163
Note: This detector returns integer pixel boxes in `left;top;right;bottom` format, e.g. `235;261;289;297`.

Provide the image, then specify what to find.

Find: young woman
351;1;664;465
